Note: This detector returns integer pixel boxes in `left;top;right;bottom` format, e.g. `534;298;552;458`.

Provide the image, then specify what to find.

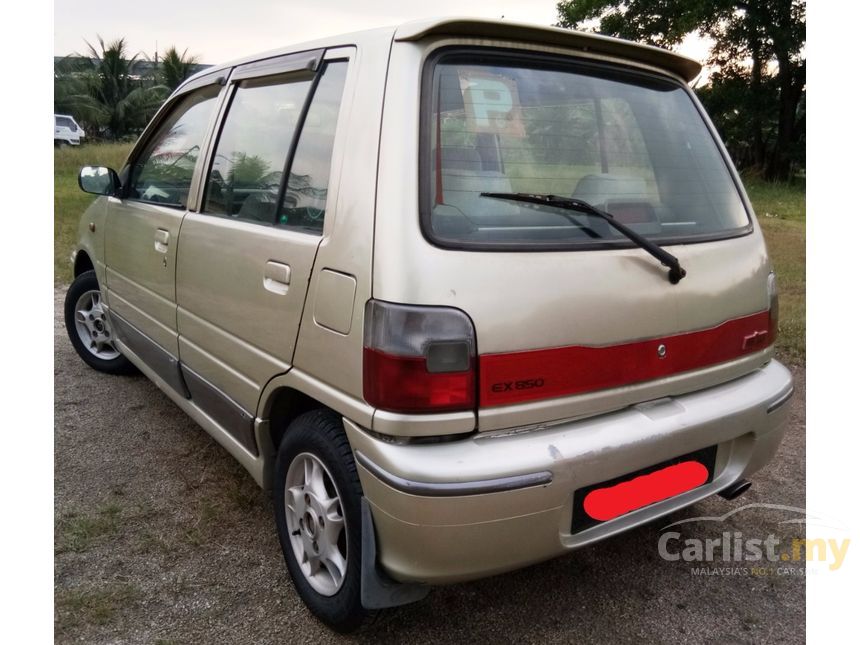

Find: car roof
180;16;701;90
178;24;397;89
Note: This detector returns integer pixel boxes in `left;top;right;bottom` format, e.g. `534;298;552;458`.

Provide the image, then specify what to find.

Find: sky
54;0;711;70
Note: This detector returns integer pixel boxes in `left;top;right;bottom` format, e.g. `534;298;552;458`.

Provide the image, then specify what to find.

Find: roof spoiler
394;18;702;83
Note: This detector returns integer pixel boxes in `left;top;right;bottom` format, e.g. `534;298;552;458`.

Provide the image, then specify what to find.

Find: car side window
203;77;312;223
278;61;348;233
127;85;221;208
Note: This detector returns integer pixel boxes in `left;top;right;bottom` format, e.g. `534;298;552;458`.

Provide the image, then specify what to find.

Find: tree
158;46;200;91
54;36;167;139
556;0;806;181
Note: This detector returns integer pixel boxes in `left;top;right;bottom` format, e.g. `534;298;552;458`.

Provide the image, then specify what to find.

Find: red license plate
572;445;717;532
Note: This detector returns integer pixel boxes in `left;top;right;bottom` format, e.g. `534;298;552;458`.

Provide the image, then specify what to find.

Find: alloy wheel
73;290;120;360
284;452;349;596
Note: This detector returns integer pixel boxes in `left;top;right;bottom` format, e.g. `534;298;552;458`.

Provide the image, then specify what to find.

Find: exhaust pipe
719;479;752;501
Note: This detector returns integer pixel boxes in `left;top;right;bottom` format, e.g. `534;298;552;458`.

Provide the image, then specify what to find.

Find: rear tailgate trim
479;310;771;407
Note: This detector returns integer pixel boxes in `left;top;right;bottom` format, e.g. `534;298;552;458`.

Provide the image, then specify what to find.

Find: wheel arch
267;387;328;449
257;386;329;489
73;249;95;277
255;370;374;490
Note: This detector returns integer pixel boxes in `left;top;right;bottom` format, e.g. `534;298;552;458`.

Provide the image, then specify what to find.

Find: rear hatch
372;40;776;433
420;48;774;431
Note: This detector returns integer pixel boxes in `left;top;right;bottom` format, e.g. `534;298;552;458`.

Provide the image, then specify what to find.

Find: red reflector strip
479;310;771;407
583;460;709;522
363;347;475;413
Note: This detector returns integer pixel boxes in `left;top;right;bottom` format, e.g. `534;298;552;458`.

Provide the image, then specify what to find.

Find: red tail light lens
363;300;476;413
363;349;475;412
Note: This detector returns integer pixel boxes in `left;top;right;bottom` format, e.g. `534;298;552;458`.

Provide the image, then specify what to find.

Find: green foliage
556;0;806;181
158;46;200;91
557;0;705;46
54;38;203;141
698;71;805;176
54;36;168;140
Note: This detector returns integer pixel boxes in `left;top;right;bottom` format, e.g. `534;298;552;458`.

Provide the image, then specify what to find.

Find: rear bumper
345;360;794;584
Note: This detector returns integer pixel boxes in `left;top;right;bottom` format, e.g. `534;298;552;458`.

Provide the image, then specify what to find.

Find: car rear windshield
422;51;751;250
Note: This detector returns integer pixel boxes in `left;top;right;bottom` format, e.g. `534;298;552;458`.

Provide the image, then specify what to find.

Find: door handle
263;261;291;295
154;228;170;253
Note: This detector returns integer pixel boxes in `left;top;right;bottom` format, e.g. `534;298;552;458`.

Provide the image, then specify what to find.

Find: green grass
55;583;141;630
744;177;806;363
54;142;132;282
56;503;123;553
53;146;805;362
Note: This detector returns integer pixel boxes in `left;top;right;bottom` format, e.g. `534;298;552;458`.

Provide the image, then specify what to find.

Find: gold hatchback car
66;18;794;632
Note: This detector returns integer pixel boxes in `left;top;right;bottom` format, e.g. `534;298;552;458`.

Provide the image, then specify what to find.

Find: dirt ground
55;287;806;644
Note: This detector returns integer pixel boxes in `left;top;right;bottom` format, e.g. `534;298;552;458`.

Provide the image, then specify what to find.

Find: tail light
363;300;476;413
767;271;779;343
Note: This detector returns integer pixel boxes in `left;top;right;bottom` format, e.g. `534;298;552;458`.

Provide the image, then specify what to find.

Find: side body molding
110;309;259;457
109;310;190;398
181;365;258;455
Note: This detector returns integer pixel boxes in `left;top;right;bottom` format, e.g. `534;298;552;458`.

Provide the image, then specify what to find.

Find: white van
54;114;85;146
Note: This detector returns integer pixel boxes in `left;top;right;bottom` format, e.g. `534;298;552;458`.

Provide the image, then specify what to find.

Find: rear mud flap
360;498;430;609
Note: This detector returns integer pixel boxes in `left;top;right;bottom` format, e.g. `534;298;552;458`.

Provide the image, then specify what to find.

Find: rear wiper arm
481;192;686;284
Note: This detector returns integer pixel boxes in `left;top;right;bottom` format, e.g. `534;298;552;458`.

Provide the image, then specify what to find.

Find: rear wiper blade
481;192;686;284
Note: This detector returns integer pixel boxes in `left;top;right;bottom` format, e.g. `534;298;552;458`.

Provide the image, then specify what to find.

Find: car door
104;76;224;395
175;51;350;451
54;116;68;141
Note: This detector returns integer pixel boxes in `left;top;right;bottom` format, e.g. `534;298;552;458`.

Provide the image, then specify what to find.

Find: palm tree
54;36;167;139
159;47;200;91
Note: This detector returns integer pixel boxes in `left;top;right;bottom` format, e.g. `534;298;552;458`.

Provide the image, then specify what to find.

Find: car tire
64;270;136;375
273;409;371;633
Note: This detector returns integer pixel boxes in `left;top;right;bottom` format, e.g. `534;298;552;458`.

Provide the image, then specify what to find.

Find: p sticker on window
459;72;525;137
